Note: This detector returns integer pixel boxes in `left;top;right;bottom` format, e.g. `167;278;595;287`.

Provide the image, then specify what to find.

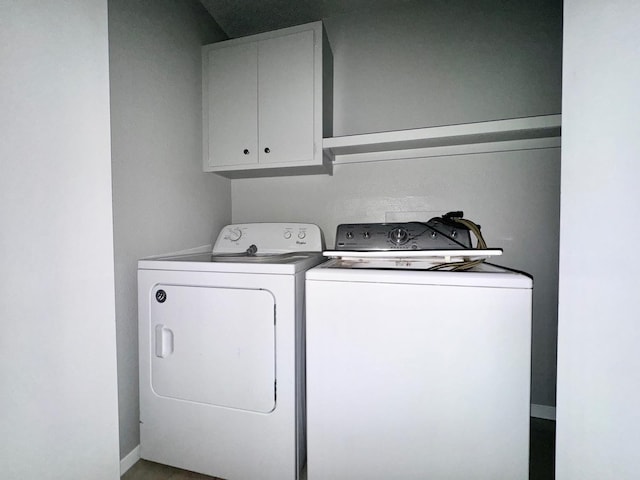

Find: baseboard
531;404;556;421
120;445;141;476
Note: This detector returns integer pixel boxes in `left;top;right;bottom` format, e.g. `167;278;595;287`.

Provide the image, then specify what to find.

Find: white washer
138;223;324;480
306;256;533;479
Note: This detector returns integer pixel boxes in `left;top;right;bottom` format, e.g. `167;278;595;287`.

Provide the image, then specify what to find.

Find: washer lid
306;261;533;289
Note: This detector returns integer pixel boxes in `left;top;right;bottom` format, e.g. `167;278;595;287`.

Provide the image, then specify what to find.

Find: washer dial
389;227;409;245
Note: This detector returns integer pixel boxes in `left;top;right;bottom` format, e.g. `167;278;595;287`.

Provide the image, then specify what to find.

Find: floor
530;418;556;480
121;459;224;480
122;418;555;480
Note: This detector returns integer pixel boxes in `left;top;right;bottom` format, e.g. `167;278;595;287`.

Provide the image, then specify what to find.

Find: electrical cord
426;215;488;271
409;221;472;250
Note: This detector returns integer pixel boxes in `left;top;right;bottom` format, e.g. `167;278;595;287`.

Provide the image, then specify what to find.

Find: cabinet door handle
243;149;250;155
264;147;270;153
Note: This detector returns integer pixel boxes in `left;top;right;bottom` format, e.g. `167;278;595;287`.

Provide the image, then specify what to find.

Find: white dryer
138;223;324;480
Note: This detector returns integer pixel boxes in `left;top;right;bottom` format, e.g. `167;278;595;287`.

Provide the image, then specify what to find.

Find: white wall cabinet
203;22;333;178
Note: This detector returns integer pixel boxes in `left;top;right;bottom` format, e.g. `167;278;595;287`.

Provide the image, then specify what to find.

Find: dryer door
149;285;276;413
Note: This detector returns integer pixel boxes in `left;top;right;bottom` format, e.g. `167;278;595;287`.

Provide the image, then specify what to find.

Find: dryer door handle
155;324;174;358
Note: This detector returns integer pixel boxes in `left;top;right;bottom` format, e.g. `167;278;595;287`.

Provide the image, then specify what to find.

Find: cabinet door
258;30;315;165
206;42;258;167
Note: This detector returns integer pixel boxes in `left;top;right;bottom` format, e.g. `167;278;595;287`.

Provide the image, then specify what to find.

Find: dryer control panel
213;223;324;253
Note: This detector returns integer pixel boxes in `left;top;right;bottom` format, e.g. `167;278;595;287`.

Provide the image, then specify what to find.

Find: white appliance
138;223;324;480
305;221;533;480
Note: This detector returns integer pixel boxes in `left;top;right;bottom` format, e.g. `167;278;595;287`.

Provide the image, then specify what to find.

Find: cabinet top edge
203;21;324;50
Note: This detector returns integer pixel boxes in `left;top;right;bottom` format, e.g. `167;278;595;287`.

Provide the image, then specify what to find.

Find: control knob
389;227;409;245
227;228;242;242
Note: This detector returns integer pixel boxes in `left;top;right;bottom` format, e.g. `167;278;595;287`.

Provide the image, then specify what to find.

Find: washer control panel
213;223;324;253
335;220;472;251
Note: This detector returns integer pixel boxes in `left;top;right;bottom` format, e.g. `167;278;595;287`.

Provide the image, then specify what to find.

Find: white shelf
323;114;561;164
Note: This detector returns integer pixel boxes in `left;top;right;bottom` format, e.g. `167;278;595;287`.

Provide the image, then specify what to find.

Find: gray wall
1;1;120;478
108;0;230;459
327;0;562;136
557;0;640;477
233;0;562;408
